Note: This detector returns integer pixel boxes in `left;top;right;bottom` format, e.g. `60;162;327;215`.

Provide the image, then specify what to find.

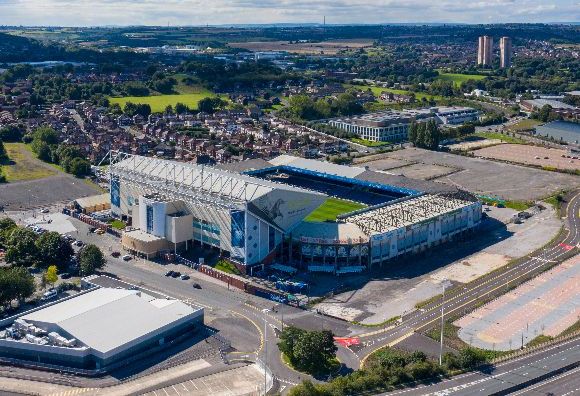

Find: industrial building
478;36;493;66
328;107;479;142
0;287;204;370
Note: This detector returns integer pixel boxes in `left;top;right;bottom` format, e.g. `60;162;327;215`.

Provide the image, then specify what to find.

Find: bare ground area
473;144;580;172
363;148;580;201
228;39;374;54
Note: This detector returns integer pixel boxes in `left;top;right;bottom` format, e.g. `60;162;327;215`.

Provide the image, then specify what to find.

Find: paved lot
380;162;457;180
365;148;580;201
0;175;101;211
314;203;563;324
141;364;265;396
455;255;579;351
446;139;502;151
474;143;580;171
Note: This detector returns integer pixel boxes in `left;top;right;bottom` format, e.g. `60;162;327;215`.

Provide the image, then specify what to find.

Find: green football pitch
305;198;366;222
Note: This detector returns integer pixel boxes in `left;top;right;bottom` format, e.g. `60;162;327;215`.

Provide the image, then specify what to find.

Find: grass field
437;72;486;86
350;138;391;147
305;198;366;222
109;80;220;113
474;132;526;144
1;143;56;182
506;119;542;132
346;84;444;102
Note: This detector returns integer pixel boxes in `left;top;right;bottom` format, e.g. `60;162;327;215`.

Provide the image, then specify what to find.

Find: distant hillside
0;33;51;62
0;32;149;65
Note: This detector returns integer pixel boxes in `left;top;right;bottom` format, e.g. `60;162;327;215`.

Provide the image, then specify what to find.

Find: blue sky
0;0;578;26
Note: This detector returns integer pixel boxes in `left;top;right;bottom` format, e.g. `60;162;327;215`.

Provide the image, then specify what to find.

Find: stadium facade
108;152;482;275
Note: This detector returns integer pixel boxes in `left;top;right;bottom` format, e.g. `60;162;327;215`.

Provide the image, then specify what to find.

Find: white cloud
0;0;577;25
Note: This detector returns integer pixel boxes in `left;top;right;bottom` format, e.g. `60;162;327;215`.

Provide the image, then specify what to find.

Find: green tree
5;227;38;266
0;139;8;162
0;218;17;248
69;157;91;177
35;231;74;269
293;330;337;374
458;347;486;370
0;266;35;308
175;102;188;114
408;122;418;145
278;326;306;363
424;119;441;150
44;265;58;289
78;244;106;275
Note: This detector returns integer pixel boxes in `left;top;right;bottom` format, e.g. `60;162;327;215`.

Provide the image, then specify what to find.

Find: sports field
305;198;366;222
109;91;218;113
436;72;486;86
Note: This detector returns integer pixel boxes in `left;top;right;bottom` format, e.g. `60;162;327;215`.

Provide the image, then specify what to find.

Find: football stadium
107;152;482;275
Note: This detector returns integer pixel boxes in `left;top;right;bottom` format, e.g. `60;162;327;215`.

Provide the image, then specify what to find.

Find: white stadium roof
110;152;323;207
23;288;202;356
269;155;366;179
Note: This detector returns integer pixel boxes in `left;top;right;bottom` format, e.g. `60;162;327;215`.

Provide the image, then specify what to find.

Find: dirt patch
473;144;580;171
228;39;374;55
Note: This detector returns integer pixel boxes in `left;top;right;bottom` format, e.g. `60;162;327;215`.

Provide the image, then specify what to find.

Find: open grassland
305;198;366;222
506;118;542;132
346;83;444;102
1;143;56;182
109;82;219;113
350;138;391;147
437;72;486;86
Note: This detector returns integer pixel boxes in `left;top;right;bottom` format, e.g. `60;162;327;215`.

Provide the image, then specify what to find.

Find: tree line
408;119;441;150
28;127;91;177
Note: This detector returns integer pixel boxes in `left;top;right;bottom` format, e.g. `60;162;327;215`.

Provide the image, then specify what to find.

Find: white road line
189;380;198;390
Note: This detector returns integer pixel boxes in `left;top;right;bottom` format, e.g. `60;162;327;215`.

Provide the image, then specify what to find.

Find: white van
40;289;58;301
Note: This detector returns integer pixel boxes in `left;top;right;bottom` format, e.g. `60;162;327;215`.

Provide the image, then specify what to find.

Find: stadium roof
23;288;202;356
110;152;322;207
345;194;473;235
269;155;366;179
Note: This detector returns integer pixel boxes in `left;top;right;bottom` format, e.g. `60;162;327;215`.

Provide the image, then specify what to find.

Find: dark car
165;270;174;277
180;274;190;280
111;251;121;258
60;272;71;279
192;283;202;289
170;271;181;278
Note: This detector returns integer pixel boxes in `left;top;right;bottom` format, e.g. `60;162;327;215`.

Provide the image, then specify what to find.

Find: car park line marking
188;380;198;390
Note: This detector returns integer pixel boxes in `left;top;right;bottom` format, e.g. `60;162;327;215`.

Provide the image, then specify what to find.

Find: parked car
40;208;49;214
165;270;174;277
60;272;71;279
180;274;190;280
40;289;58;301
73;240;83;247
95;228;105;235
192;283;202;289
122;255;132;261
170;271;181;278
89;227;96;233
111;251;121;258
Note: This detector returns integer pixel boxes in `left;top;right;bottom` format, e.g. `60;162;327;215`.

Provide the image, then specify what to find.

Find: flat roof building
328;107;479;142
0;287;204;370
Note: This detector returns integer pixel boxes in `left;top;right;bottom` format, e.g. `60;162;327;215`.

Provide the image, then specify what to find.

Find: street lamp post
262;308;269;396
439;280;448;366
